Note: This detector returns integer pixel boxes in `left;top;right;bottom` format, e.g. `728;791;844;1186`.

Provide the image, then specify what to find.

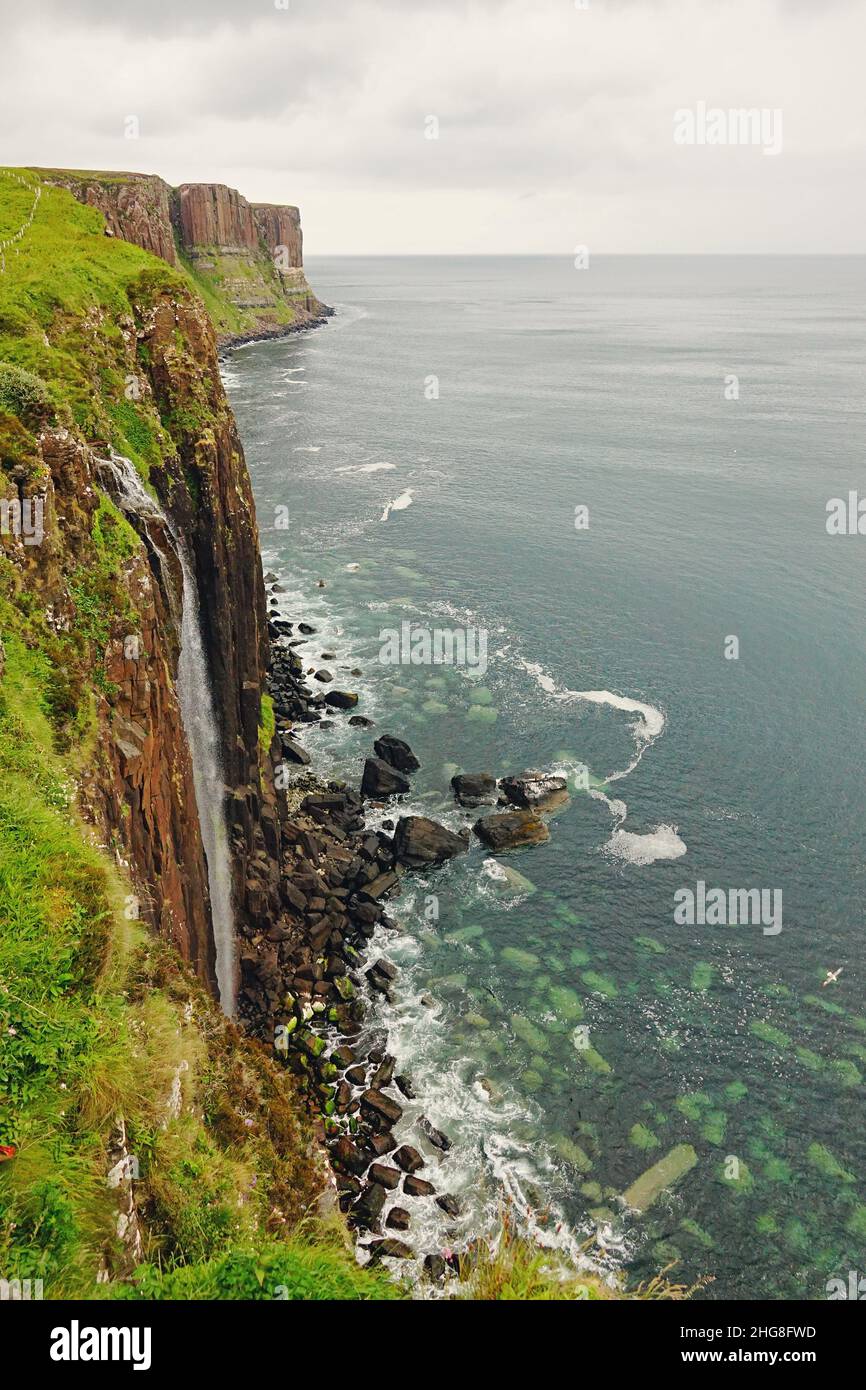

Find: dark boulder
386;1208;411;1232
360;1089;404;1127
404;1175;436;1198
473;810;550;851
279;735;311;766
365;1238;413;1261
451;772;497;807
393;816;470;867
419;1116;452;1152
332;1136;368;1176
350;1182;387;1229
373;734;420;773
424;1253;448;1281
361;757;410;799
436;1194;462;1217
393;1145;425;1174
499;770;569;810
325;690;359;710
368;1163;401;1190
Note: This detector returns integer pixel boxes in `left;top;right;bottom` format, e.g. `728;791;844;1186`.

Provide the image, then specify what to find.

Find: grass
452;1211;704;1301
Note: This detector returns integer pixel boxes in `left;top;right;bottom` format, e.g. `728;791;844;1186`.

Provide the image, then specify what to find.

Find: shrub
0;361;52;423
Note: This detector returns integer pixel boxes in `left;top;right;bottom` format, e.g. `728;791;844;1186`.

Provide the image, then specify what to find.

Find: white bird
821;968;843;988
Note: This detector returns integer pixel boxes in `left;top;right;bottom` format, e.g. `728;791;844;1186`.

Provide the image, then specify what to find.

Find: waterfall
97;455;237;1014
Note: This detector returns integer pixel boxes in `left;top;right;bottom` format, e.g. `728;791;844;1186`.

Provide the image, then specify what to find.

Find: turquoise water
224;256;866;1299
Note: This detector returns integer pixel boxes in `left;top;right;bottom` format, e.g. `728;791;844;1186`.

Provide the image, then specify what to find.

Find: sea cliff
0;169;641;1301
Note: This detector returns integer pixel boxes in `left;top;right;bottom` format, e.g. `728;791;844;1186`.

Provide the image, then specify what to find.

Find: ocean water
223;256;866;1300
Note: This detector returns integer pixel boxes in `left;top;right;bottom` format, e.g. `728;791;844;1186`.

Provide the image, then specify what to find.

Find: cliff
0;171;361;1296
36;168;329;343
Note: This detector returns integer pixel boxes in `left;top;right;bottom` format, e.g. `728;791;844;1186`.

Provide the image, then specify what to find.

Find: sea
222;255;866;1300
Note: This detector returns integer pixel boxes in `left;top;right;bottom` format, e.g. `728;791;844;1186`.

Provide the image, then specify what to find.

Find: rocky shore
237;574;570;1279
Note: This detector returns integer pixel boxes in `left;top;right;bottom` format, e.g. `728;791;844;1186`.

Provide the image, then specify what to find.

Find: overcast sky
1;0;863;254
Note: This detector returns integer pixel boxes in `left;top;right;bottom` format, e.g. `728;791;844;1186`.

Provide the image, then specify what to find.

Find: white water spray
516;658;687;865
97;456;237;1012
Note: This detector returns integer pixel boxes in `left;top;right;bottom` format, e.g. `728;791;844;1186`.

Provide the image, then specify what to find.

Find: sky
0;0;864;254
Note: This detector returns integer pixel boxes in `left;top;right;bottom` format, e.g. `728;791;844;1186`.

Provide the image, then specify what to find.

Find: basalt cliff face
39;169;327;343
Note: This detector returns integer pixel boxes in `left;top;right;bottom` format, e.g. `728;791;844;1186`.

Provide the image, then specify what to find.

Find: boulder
365;1238;413;1261
499;770;568;811
451;772;497;807
404;1175;436;1198
436;1194;462;1218
332;1136;367;1176
350;1181;387;1229
360;1089;404;1127
393;1145;425;1174
368;1163;401;1190
279;735;310;766
386;1208;411;1232
361;756;410;799
419;1116;452;1152
325;690;359;710
373;734;420;773
473;810;550;851
393;816;470;867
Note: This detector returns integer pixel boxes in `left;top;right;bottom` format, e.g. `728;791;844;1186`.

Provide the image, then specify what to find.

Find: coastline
219;305;336;351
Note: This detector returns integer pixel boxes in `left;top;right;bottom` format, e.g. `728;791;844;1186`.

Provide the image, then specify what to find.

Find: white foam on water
514;657;686;863
604;823;688;866
354;906;600;1283
335;461;396;475
293;445;321;453
381;488;414;520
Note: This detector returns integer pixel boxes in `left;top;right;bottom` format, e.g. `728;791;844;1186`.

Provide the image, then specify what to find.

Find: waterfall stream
97;455;237;1014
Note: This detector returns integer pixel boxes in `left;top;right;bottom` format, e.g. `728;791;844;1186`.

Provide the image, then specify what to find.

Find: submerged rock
621;1144;698;1213
393;816;470;867
499;770;569;811
473;810;550;851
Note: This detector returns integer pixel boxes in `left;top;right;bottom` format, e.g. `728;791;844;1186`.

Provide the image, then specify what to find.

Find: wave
335;461;396;474
381;488;414;521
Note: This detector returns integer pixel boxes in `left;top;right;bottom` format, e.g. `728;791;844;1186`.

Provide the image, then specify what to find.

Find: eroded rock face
252;203;303;266
45;169;328;344
42;171;179;265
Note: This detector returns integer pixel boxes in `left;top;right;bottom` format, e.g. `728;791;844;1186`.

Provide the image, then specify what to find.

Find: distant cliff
37;169;329;343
